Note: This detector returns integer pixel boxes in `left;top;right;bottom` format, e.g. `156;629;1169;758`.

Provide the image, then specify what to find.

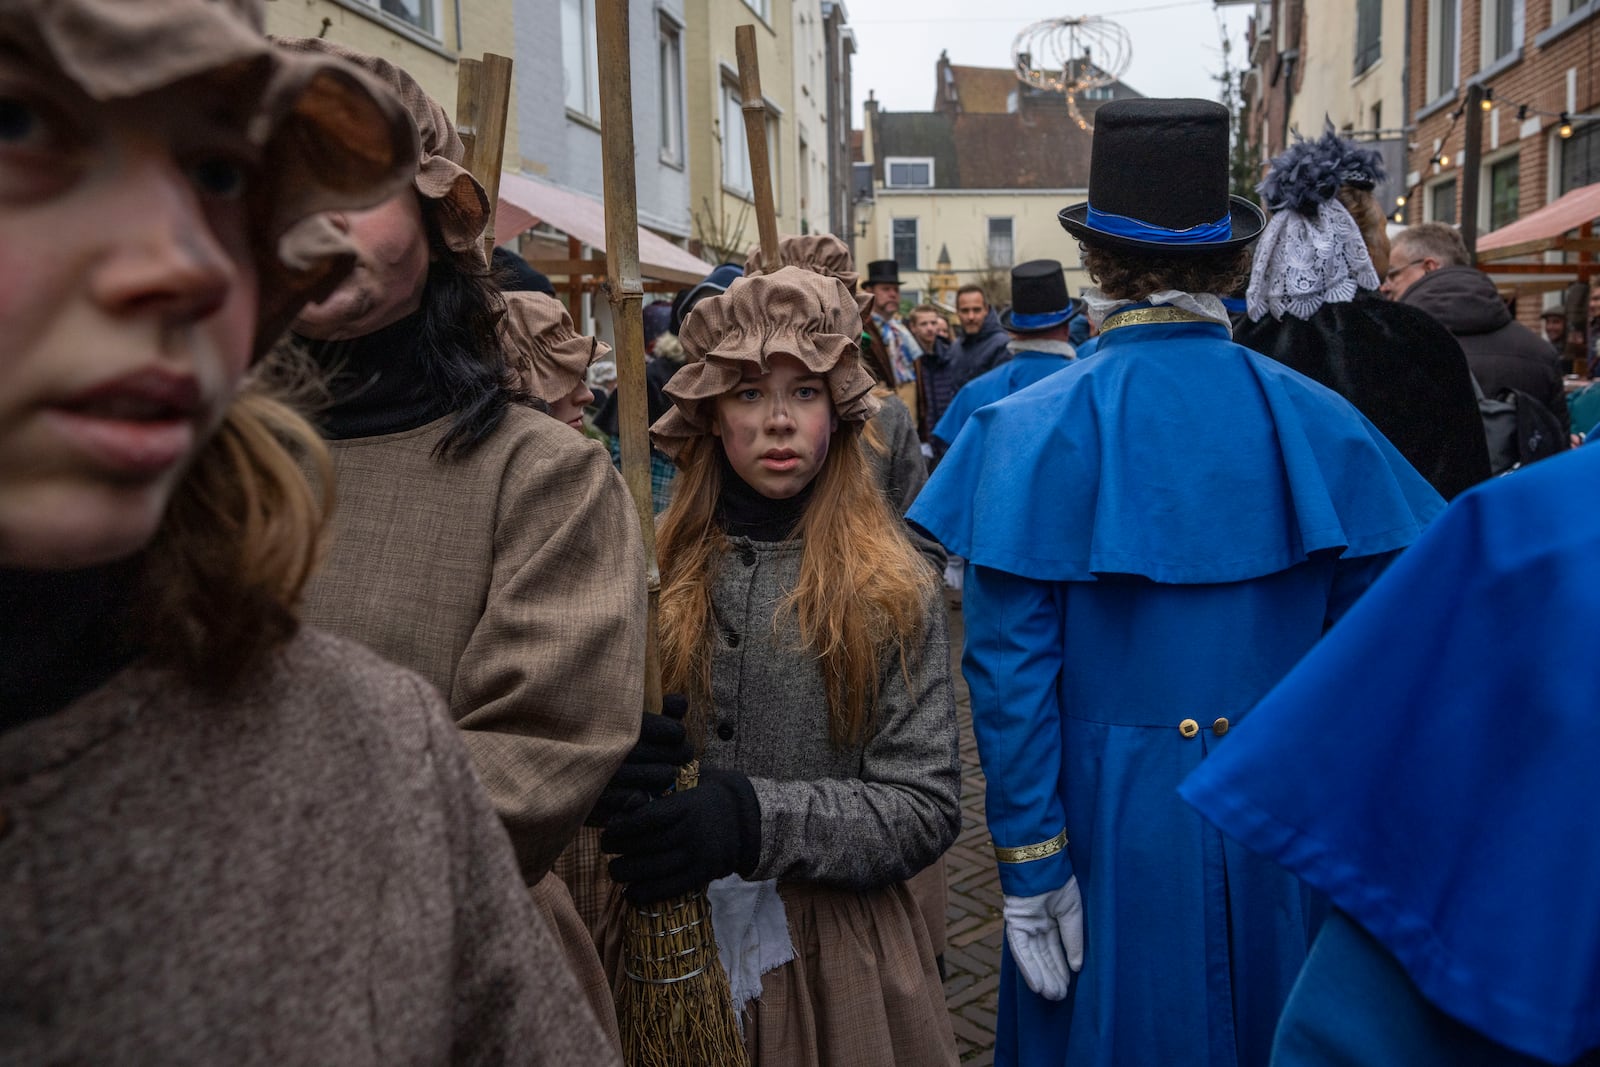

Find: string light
1480;87;1495;111
1439;152;1451;166
1560;112;1574;138
1396;194;1407;206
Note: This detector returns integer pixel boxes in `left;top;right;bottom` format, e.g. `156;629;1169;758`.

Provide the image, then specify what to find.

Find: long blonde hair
657;422;936;748
139;379;333;692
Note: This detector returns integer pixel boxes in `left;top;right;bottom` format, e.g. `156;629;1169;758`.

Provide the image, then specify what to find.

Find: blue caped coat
1183;444;1600;1066
930;347;1076;449
908;317;1445;1067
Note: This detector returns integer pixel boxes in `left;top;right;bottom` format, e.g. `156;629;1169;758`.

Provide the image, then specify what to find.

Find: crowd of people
4;3;1598;1066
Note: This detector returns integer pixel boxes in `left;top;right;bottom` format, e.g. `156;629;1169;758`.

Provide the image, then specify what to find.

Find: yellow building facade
683;0;803;262
264;0;519;161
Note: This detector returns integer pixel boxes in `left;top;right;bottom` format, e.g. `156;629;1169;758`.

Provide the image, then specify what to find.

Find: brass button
1212;717;1230;737
1179;718;1200;739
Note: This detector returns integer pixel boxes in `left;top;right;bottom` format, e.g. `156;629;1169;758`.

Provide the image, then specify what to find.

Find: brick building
1405;2;1600;251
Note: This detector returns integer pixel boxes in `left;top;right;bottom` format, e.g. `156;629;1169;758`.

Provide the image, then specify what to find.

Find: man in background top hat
930;260;1083;456
860;258;924;420
909;99;1441;1067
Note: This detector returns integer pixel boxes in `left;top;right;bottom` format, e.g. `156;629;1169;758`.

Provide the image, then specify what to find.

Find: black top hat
862;260;902;288
998;260;1083;334
1059;99;1265;255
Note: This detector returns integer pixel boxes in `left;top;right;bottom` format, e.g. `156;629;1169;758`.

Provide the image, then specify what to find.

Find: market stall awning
1477;181;1600;259
494;171;712;285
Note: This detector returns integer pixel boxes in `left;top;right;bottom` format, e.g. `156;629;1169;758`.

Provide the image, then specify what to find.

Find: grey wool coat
700;537;961;888
0;629;618;1066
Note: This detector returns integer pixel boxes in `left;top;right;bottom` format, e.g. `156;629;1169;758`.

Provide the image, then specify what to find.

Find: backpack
1479;384;1568;475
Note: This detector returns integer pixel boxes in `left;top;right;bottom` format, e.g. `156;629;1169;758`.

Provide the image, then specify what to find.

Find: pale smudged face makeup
0;48;260;567
712;352;837;500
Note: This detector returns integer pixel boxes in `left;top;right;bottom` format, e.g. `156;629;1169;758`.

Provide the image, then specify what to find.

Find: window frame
1480;0;1525;66
1426;0;1462;103
1427;175;1460;224
562;0;601;121
892;217;919;272
720;77;752;198
1482;149;1521;232
1354;0;1382;76
1558;118;1600;194
355;0;442;39
884;156;935;189
987;216;1015;268
657;13;686;166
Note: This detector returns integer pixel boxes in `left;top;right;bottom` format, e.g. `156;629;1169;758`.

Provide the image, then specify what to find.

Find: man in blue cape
930;259;1084;454
907;98;1445;1066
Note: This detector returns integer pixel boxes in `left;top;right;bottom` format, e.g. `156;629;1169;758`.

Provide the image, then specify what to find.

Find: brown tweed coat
0;628;617;1065
301;407;646;884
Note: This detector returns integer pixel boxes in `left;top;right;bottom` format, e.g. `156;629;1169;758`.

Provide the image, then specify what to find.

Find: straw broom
595;1;748;1063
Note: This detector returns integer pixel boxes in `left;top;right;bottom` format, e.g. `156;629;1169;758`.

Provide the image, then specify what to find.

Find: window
1560;121;1600;193
1083;86;1114;100
1429;177;1458;223
367;0;437;36
1371;101;1383;131
742;0;769;18
1552;0;1586;20
1427;0;1460;101
658;18;685;165
893;218;919;271
1355;0;1382;74
1486;155;1520;230
987;218;1015;268
720;80;751;195
798;129;811;217
562;0;600;120
885;157;934;188
1481;0;1524;64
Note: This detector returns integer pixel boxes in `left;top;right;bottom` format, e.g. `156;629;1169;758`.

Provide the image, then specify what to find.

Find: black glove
601;766;761;903
584;695;694;828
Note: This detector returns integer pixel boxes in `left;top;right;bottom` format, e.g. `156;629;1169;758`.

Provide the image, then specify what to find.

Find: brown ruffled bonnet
744;233;873;316
274;36;490;257
0;0;420;357
498;292;609;402
650;266;880;462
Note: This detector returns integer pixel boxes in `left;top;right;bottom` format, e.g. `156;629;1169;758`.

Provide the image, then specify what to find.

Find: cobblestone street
941;603;1005;1064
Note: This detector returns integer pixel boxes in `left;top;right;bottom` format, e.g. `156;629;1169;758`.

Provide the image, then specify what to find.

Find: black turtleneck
713;448;815;542
1;558;142;732
295;310;455;440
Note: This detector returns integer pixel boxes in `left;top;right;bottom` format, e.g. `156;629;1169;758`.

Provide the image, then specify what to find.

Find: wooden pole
1461;83;1485;262
735;25;781;266
454;54;515;263
594;0;661;717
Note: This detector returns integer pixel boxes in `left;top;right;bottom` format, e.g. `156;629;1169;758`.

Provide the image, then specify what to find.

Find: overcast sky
845;0;1253;126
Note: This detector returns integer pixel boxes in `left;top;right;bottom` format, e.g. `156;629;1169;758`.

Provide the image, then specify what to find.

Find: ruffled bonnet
650;266;880;462
744;233;873;316
499;292;609;402
0;0;420;358
274;36;490;258
1246;125;1384;322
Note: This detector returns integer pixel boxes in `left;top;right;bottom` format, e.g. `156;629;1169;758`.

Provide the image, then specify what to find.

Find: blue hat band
1084;205;1232;244
1009;308;1074;330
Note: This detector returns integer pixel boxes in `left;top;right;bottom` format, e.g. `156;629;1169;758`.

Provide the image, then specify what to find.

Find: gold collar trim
1098;306;1219;334
993;828;1068;864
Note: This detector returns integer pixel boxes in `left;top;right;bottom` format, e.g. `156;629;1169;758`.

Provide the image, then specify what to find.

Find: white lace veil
1246;198;1380;322
1245;124;1385;323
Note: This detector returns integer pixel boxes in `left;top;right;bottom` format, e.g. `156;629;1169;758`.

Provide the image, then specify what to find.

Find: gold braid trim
1097;306;1217;334
993;828;1068;864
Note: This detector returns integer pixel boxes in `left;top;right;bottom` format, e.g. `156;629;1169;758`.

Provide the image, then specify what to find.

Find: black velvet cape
1234;290;1490;500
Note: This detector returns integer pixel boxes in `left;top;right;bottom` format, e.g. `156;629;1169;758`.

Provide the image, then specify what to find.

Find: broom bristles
617;760;750;1067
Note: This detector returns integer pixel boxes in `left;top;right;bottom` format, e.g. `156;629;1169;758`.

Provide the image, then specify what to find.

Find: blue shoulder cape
908;320;1444;583
1181;445;1600;1065
930;349;1073;448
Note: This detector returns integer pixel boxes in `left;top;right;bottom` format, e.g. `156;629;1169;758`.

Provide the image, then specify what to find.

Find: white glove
1003;878;1084;1001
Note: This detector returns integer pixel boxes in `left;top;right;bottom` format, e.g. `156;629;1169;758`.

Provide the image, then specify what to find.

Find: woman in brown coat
0;2;616;1062
279;39;647;1045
